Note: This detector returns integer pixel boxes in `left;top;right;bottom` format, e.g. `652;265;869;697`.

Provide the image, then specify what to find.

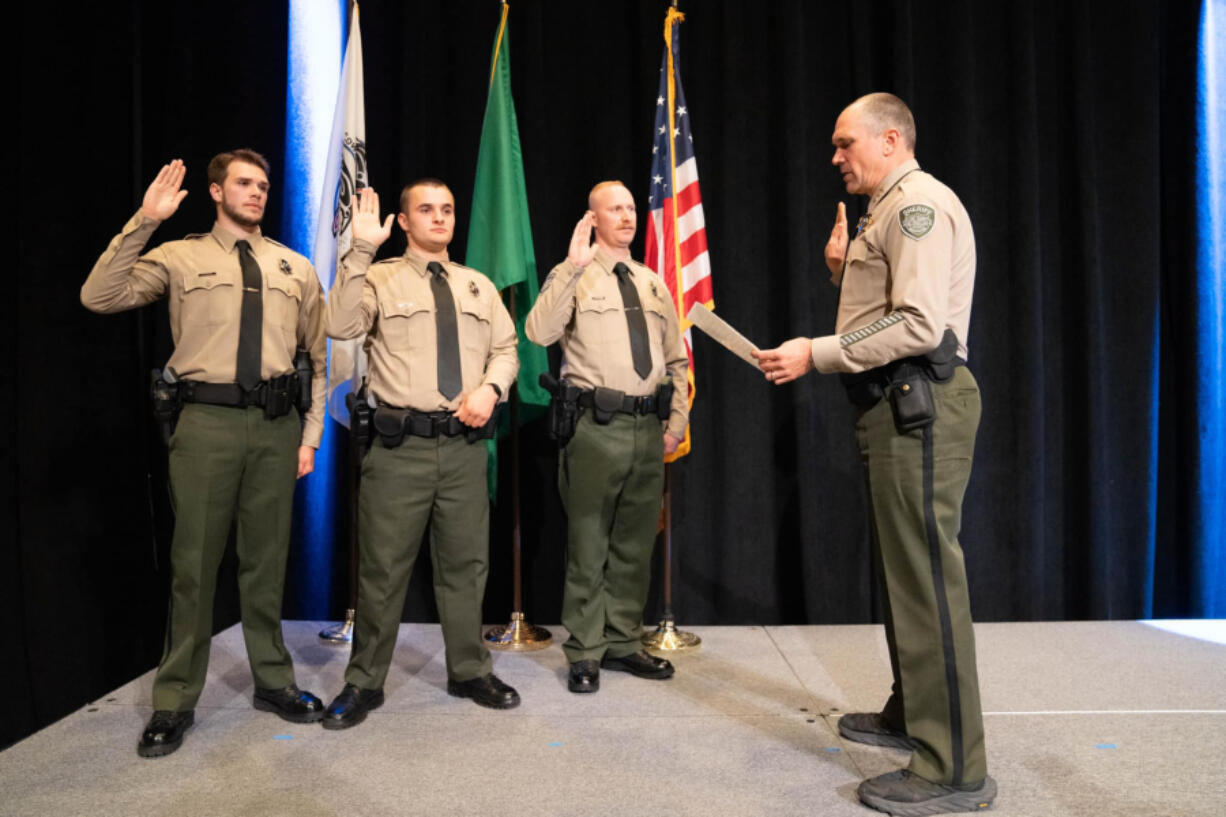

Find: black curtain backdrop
7;0;1203;749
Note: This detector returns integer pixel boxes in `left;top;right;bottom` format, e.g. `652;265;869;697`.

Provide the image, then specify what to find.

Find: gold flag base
319;608;355;644
484;612;553;651
642;616;701;653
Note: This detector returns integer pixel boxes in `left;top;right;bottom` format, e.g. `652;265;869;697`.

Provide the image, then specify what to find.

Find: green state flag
467;5;549;499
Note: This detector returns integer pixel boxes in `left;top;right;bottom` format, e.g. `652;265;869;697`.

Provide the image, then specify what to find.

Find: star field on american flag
647;64;697;208
645;15;713;462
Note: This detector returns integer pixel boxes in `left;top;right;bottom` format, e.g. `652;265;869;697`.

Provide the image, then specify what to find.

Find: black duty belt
373;404;499;447
180;375;298;409
576;389;661;417
841;357;966;409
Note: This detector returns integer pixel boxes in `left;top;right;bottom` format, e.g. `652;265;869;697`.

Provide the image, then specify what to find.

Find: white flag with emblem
314;5;367;426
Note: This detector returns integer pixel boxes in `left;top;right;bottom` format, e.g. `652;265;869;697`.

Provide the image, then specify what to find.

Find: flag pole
320;400;360;643
643;1;699;655
317;0;363;643
485;286;552;650
481;0;551;650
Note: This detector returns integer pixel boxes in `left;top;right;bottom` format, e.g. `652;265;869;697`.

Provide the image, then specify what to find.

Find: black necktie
428;261;462;400
234;239;263;391
613;262;652;380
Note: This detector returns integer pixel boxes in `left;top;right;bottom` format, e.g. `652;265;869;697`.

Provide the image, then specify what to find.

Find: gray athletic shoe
838;712;919;751
858;769;996;816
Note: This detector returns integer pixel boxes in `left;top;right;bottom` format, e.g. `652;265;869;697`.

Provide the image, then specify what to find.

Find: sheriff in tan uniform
81;151;328;758
525;181;688;694
320;181;521;728
757;94;997;815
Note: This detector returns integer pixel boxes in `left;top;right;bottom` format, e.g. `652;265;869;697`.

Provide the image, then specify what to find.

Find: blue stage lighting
1196;0;1225;618
282;0;349;617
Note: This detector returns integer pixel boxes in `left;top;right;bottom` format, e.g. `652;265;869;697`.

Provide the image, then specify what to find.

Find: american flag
645;8;712;461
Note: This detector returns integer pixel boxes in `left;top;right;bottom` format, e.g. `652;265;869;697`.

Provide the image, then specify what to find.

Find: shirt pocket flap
642;293;671;320
846;240;869;264
380;298;431;320
577;294;620;315
458;299;490;325
266;275;302;302
182;271;230;293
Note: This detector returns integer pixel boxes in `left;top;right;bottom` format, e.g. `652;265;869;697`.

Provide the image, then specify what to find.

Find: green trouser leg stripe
923;423;964;785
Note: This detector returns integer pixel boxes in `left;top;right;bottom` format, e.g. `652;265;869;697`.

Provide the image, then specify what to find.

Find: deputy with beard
82;151;328;757
525;181;688;694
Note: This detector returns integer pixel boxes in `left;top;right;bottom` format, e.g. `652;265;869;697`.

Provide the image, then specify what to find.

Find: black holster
346;386;373;452
263;374;296;420
150;369;182;445
294;347;313;415
656;381;675;422
589;387;623;425
840;329;963;434
540;372;583;445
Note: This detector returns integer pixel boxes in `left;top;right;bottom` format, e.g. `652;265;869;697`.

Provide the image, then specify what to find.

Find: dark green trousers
345;434;493;689
153;404;300;711
856;366;987;785
559;412;664;663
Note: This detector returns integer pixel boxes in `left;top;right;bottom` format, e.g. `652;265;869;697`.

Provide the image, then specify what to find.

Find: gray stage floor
3;621;1225;816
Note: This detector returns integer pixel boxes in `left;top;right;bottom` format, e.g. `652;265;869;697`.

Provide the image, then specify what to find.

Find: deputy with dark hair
756;93;996;815
319;180;520;727
82;151;328;757
525;181;688;694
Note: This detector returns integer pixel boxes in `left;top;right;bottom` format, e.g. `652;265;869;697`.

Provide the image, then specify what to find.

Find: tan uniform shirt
326;241;518;412
81;211;328;448
525;247;689;438
811;159;975;374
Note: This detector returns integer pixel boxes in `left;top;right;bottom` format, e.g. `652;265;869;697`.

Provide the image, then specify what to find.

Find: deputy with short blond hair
526;181;688;694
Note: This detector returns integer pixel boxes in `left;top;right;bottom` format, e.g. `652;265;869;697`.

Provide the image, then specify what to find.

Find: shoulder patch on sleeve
540;269;558;292
898;204;936;240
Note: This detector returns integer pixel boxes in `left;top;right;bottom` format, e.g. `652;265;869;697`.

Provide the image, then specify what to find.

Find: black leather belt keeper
180;375;299;419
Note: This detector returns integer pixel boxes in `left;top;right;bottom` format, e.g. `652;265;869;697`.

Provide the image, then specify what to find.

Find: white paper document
686;303;761;368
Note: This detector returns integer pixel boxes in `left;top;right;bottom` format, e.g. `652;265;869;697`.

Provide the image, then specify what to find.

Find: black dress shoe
568;659;600;693
321;683;385;730
601;650;675;680
253;683;325;724
137;710;194;758
838;711;918;751
447;673;521;709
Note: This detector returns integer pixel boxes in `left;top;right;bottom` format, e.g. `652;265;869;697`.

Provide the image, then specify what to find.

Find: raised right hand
351;187;394;248
567;211;598;269
824;201;848;276
141;159;189;221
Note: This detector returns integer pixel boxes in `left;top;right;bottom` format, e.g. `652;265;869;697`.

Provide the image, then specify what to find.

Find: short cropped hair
853;93;917;151
588;180;629;208
399;178;451;214
206;149;270;187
